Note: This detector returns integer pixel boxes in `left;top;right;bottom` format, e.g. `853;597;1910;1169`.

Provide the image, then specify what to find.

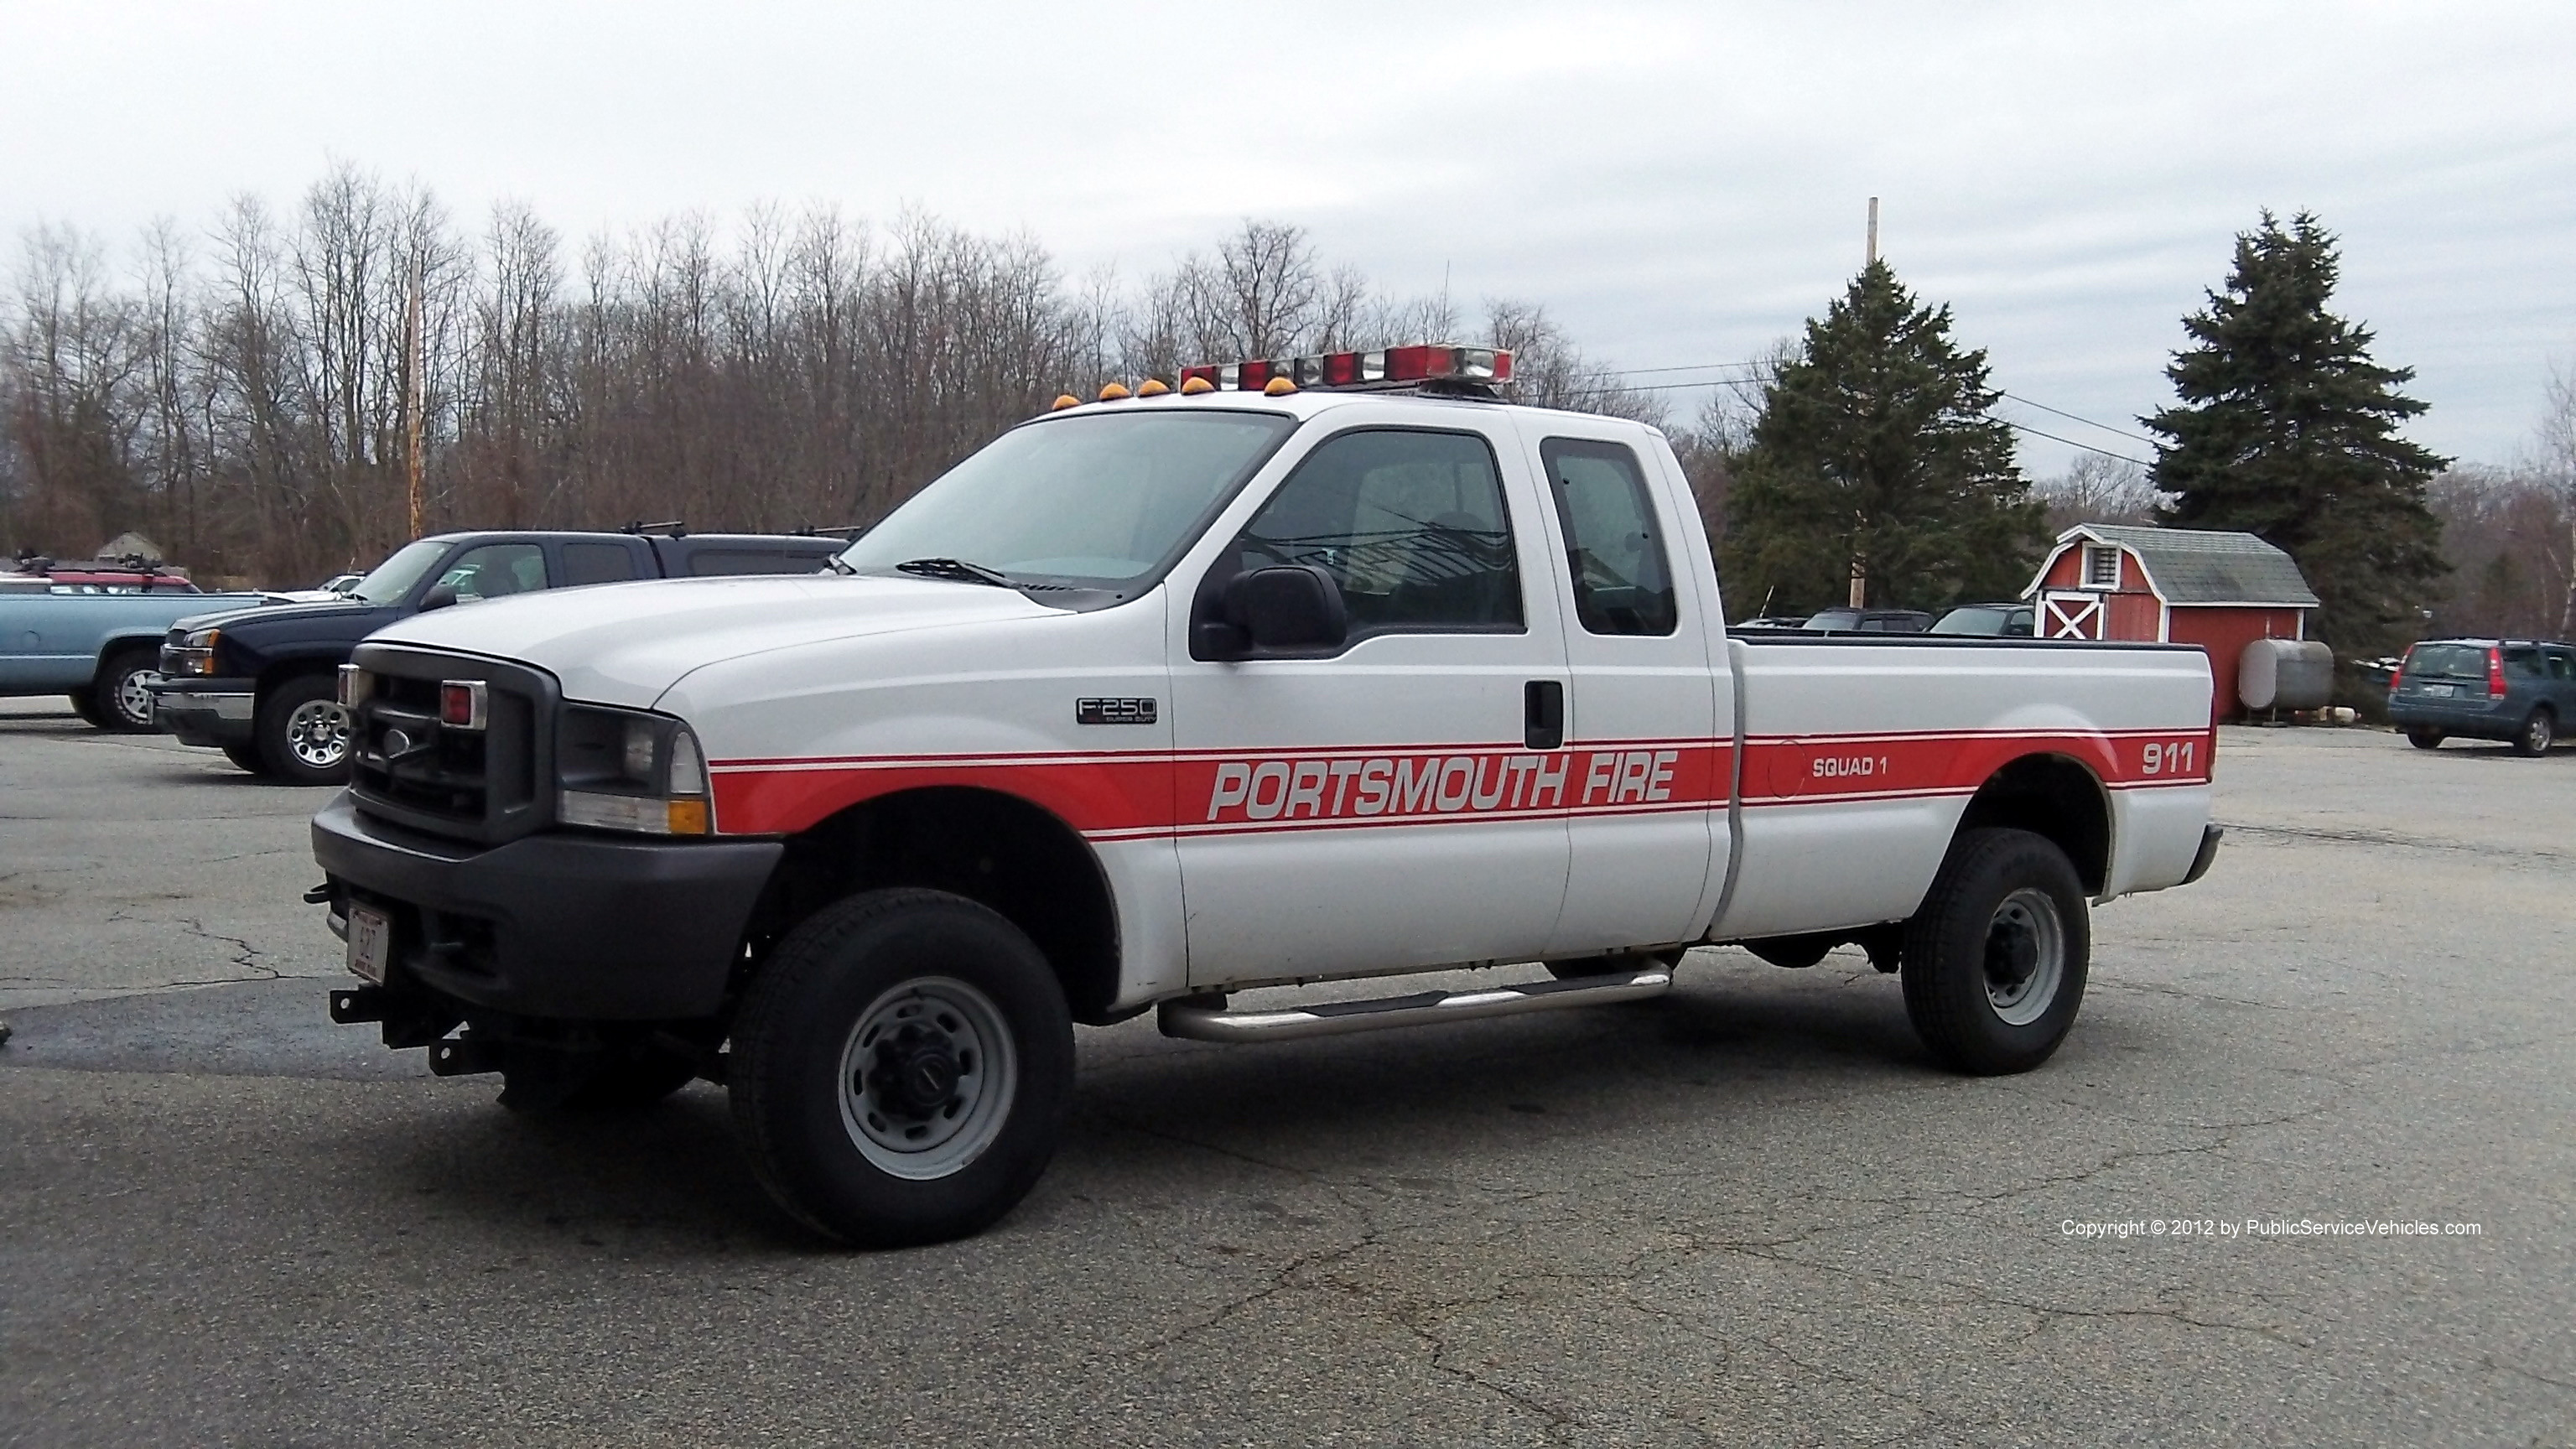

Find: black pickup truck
150;529;844;783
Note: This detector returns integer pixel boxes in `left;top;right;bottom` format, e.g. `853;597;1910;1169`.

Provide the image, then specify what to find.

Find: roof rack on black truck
310;343;2225;1247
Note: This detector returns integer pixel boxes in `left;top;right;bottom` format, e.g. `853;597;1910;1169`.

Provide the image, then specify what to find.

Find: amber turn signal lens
666;799;710;835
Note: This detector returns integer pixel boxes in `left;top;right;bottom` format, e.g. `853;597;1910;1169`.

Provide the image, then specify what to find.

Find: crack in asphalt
2217;818;2576;866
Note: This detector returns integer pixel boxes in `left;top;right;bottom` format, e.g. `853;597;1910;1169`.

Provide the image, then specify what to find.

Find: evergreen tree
1722;260;2045;616
2148;211;2448;656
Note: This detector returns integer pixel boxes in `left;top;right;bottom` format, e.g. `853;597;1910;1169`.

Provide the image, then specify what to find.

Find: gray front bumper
150;682;255;746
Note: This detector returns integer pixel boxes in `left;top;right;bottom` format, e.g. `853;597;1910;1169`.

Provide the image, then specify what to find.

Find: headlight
163;627;220;676
556;706;711;836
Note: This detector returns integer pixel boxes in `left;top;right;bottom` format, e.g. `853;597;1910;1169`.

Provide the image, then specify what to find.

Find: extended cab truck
1;584;288;730
312;345;2223;1247
153;529;844;784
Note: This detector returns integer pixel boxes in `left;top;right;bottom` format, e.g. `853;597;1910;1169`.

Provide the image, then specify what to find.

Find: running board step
1157;967;1672;1043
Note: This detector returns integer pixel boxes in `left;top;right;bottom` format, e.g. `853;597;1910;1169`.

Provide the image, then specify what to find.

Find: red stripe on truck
705;727;2211;839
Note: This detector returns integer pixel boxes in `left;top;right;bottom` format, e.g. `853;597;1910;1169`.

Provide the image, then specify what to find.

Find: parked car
151;528;845;783
1803;606;1933;633
1728;615;1808;631
1931;601;2035;636
0;584;287;728
2386;638;2576;756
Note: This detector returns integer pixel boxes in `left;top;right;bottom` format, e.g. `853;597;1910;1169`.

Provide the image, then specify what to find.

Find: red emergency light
1176;344;1513;394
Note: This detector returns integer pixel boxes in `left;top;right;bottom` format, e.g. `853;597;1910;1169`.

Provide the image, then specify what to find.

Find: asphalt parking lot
3;698;2571;1447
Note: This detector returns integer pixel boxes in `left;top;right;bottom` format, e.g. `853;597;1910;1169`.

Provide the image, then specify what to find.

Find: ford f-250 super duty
311;344;2221;1247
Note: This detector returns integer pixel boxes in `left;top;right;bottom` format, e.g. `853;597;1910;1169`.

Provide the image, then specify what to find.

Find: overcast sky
6;1;2571;475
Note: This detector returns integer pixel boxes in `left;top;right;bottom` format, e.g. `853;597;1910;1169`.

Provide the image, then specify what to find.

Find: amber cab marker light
1179;376;1215;395
1263;376;1298;396
1098;382;1132;402
1135;377;1171;397
1050;393;1079;410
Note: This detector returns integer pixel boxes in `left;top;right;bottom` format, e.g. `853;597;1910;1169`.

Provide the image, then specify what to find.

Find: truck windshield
840;410;1296;589
347;538;451;604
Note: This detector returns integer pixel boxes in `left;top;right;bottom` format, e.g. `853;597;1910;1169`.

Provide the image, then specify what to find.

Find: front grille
347;647;556;845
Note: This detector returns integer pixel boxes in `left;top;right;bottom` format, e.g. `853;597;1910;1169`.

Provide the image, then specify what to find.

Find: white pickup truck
313;345;2220;1246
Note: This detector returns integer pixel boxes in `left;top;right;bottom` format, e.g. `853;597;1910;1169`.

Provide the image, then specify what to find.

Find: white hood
366;574;1062;707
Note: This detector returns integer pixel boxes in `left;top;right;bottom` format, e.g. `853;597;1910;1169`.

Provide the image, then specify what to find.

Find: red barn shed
2024;524;2319;719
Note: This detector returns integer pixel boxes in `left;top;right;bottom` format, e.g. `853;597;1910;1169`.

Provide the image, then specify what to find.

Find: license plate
346;903;392;984
2424;683;2456;697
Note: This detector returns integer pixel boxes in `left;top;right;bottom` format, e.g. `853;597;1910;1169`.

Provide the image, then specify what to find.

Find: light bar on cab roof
1177;344;1513;394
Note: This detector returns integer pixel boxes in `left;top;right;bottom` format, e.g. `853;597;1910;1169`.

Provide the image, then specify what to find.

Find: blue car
2387;638;2576;756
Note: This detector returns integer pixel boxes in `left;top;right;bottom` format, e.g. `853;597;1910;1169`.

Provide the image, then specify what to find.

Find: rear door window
2547;649;2575;681
562;543;641;586
2504;647;2546;679
1539;438;1678;636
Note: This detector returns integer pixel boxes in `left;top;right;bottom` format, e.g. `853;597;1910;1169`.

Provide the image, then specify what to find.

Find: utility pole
402;259;425;542
1851;196;1879;609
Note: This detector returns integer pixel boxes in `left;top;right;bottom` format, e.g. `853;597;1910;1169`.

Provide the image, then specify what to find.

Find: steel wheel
839;976;1017;1181
1981;886;2065;1026
284;699;350;772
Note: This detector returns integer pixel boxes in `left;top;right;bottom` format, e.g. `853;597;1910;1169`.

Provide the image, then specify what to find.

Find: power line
1588;363;2159;465
1993;418;2151;468
1997;391;2157;445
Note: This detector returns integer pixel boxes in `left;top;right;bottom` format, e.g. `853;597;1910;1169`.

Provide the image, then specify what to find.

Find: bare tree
2034;453;2158;535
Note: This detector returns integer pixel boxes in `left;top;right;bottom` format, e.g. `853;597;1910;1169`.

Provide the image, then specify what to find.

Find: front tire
2512;709;2555;757
94;648;161;732
65;690;104;727
254;674;351;785
1900;828;2090;1075
729;888;1073;1248
221;741;272;776
2404;728;2444;750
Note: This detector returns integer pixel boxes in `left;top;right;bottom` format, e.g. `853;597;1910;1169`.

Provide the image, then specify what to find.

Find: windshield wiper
894;557;1016;588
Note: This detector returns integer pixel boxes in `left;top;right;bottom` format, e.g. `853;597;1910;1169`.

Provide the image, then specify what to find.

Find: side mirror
418;583;460;612
1209;565;1348;655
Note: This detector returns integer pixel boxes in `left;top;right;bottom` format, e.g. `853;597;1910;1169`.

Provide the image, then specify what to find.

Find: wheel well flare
1954;753;2110;894
752;787;1122;1025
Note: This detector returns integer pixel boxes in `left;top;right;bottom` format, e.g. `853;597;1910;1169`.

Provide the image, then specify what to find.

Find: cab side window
2546;648;2575;681
1221;428;1521;636
1540;438;1678;636
439;543;548;603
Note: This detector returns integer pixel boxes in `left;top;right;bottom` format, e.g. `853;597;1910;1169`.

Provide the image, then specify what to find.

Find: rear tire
729;888;1073;1248
221;741;272;776
254;674;351;785
2404;728;2444;750
65;690;104;727
2512;709;2554;758
1900;828;2090;1075
94;648;161;732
